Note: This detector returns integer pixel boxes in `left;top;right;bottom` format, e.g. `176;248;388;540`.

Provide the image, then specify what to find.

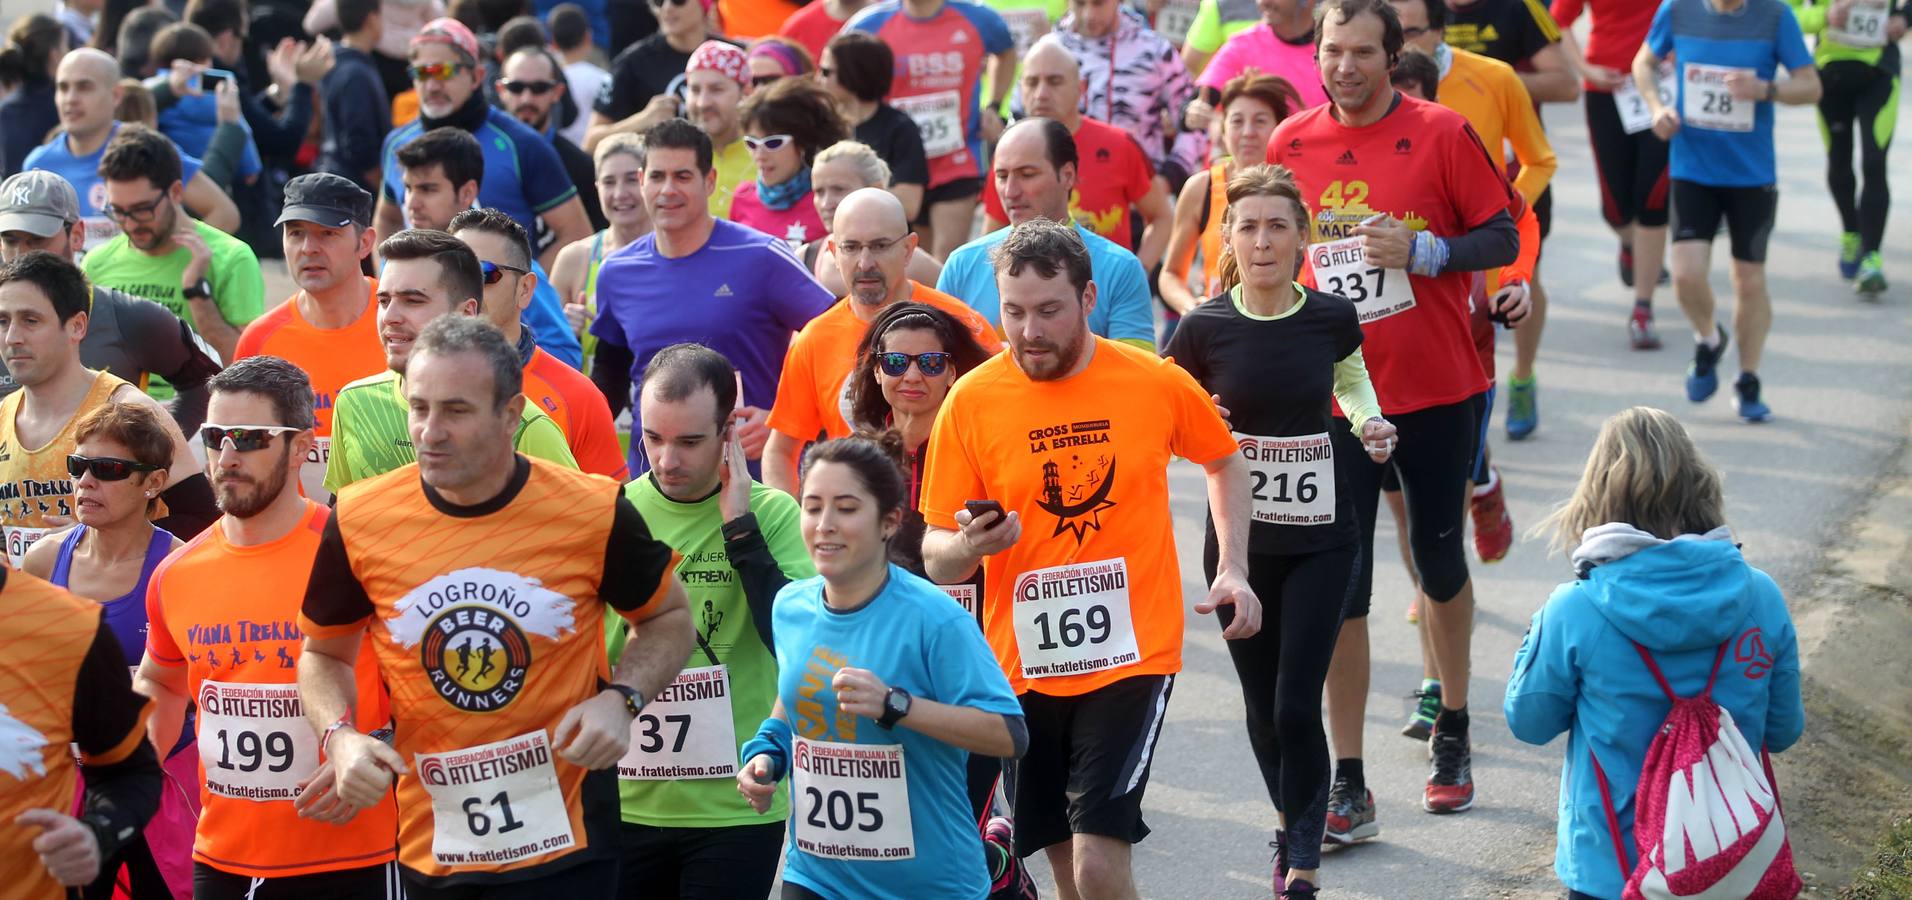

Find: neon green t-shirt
322;368;578;494
80;218;263;398
609;476;814;828
981;0;1067;114
1785;0;1902;67
711;138;757;220
1184;0;1265;57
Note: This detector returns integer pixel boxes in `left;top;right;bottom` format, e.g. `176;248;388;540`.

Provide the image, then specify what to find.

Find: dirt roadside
1773;427;1912;894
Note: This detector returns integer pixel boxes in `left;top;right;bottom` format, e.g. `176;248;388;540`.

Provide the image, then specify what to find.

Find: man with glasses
324;228;577;494
494;47;607;234
761;188;999;495
586;0;737;154
133;355;402;900
234;174;392;501
450;207;625;479
374;18;592;275
80;123;263;368
0;170;222;435
0;251;210;565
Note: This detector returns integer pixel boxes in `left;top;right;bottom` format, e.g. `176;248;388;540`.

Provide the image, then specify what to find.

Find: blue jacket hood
1576;533;1757;652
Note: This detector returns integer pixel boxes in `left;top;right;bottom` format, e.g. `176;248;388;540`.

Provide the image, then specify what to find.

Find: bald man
762;188;1003;495
23;49;239;245
983;38;1172;271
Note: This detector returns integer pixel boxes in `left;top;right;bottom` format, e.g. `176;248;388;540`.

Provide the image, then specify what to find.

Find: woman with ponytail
1163;163;1396;898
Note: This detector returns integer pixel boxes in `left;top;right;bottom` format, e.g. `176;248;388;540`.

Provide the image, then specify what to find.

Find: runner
798;141;945;296
136;356;403;899
1269;0;1525;827
844;0;1018;261
550;133;649;369
234;173;389;501
732;78;847;247
1786;0;1903;295
1634;0;1820;422
781;0;877;60
1166;164;1397;900
818;32;931;222
298;314;695;896
765;188;1000;495
937;118;1155;350
1190;0;1333;114
586;0;733;153
588;119;834;477
0;170;221;433
738;434;1026;900
448;208;626;479
1043;0;1202;189
0;251;210;564
0;565;161;900
682;41;762;221
1180;0;1268;76
920;220;1262;897
324;229;578;494
613;342;816;899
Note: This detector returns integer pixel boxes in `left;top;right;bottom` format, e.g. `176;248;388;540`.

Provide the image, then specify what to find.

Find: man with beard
494;46;607;233
761;188;999;495
919;219;1260;900
80;123;262;368
0;252;212;564
133;355;401;900
681;41;758;220
373;18;591;273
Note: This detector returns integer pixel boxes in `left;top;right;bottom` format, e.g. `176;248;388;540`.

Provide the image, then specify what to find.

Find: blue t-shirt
152;69;262;180
763;565;1020;900
936;221;1155;346
1647;0;1814;187
24;122;206;233
590;219;834;475
380;106;578;246
525;258;582;369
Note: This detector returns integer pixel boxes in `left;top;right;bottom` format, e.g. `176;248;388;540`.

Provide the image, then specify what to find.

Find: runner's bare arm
1195;453;1261;639
1158;170;1210;315
298;629;407;809
922;508;1020;586
537;197;593;272
372;192;404;263
554;578;693;769
761;430;804;497
109;383;198;488
1134;176;1175;273
1520;43;1582;103
132;653;190;761
182;171;240;234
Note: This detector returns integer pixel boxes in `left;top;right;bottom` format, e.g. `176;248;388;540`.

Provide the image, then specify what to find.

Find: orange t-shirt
920;338;1237;696
234;278;388;500
768;282;1002;442
145;501;398;878
300;458;677;882
0;569;151;900
523;346;627;480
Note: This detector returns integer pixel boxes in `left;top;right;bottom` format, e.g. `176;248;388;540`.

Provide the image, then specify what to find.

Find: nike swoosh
1437;527;1457;539
1639;808;1788;899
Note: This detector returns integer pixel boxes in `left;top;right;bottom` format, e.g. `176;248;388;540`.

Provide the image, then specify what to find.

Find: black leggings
1585;89;1672;229
1818;58;1899;254
1332;399;1478;618
1204;542;1354;871
616;821;784;900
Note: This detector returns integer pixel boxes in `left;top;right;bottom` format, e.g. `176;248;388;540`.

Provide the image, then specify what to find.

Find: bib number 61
462;791;526;836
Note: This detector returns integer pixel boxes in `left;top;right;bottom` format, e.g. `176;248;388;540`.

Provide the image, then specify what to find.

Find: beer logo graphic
419;756;448;786
420;605;534;712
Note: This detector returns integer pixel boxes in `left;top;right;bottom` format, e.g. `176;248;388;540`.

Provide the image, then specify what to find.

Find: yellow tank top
0;370;129;564
1199;162;1229;296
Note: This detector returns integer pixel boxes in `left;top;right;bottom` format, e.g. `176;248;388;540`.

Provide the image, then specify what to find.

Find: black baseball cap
275;173;374;229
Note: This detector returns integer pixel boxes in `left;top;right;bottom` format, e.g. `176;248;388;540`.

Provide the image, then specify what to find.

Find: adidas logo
1335;150;1358;165
714;283;734;297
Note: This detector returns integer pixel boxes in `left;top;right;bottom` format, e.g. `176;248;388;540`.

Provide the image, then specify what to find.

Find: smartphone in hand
964;500;1005;530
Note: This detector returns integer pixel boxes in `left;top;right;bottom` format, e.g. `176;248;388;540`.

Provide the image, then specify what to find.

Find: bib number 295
1031;606;1112;650
461;791;526;836
804;787;885;833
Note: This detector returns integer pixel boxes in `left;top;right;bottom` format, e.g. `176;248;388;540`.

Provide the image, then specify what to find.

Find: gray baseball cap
0;171;81;238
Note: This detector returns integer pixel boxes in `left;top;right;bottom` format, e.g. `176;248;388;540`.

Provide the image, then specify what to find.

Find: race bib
894;90;964;158
81;217;120;252
196;680;317;801
1011;558;1140;679
1310;237;1416;323
299;436;331;500
416;730;574;867
4;525;52;567
1155;0;1201;45
1614;62;1676;134
791;737;914;861
616;665;738;781
1001;7;1050;53
1828;0;1889;47
939;583;978;616
1681;63;1756;132
1237;432;1336;526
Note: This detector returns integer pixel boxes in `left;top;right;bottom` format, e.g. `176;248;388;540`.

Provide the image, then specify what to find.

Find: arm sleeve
1519;0;1566;48
770;249;838;331
1101;254;1158;348
593;56;637;118
196;123;249;190
71;621;154;765
1761;586;1805;751
1331;348;1382;434
210;245;267;329
1441;210;1520;273
890;117;931;188
1195;36;1244;90
1161;309;1205;384
144;574;186;667
970;5;1016;55
925;606;1022;717
1647;1;1675;58
1185;0;1226;54
1502;76;1558;205
127;301;222;430
154;473;218;540
240;82;315;159
1499;202;1541;287
1503;592;1581;746
1785;0;1826;33
600;494;679;617
591;340;636;418
1165;360;1240;465
1549;0;1585;30
724;514;789;652
299;511;377;637
333;73;389;175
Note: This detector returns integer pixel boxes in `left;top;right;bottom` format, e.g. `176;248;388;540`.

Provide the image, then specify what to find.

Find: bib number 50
1031;605;1113;650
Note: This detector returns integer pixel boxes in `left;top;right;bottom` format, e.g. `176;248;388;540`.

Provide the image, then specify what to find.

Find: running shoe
1323;776;1380;844
1628;305;1662;350
1839;232;1863;280
1686;325;1729;403
1733;373;1772;424
1280;879;1319;899
984;817;1038;900
1269;835;1288;895
1402;682;1441;741
1504;376;1537;440
1470;469;1513;563
1424;726;1476;814
1855;252;1887;297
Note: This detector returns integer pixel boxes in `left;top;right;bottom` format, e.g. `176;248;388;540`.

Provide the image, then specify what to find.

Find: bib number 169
1032;605;1112;650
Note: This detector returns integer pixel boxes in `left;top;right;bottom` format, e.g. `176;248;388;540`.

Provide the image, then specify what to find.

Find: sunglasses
876;351;952;377
501;79;557;95
742;134;793;152
409;62;470;83
480;260;530;285
201;424;302;452
66;454;163;482
648;0;692;7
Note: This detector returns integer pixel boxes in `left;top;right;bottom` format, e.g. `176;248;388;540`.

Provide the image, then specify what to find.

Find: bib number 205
804;788;885;833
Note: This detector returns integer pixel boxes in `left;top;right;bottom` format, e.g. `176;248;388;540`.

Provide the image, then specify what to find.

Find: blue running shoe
1839;232;1863;280
1505;376;1537;440
1734;373;1772;423
1686;326;1729;403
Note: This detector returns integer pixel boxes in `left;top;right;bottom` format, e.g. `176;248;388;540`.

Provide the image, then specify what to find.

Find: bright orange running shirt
145;501;397;878
768;282;1002;442
920;338;1237;696
523;346;627;480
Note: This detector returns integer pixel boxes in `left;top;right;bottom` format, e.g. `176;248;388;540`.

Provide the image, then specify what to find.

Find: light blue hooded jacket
1505;525;1806;899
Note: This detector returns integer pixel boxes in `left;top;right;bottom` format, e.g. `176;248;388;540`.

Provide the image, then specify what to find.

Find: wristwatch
877;686;913;729
182;279;212;301
1764;81;1778;102
606;684;645;719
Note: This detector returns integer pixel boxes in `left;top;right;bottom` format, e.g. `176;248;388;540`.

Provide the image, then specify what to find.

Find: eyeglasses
409;62;470;83
200;424;302;452
66;454;163;482
742;134;793;152
501;79;557;95
876;351;951;377
479;260;530;284
834;234;909;257
101;191;171;223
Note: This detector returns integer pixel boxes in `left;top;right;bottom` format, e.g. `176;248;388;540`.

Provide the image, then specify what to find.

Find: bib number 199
1032;606;1112;650
461;791;525;836
213;728;295;773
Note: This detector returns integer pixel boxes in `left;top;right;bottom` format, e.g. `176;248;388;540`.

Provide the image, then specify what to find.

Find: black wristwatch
182;279;212;301
606;684;645;719
876;686;912;729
